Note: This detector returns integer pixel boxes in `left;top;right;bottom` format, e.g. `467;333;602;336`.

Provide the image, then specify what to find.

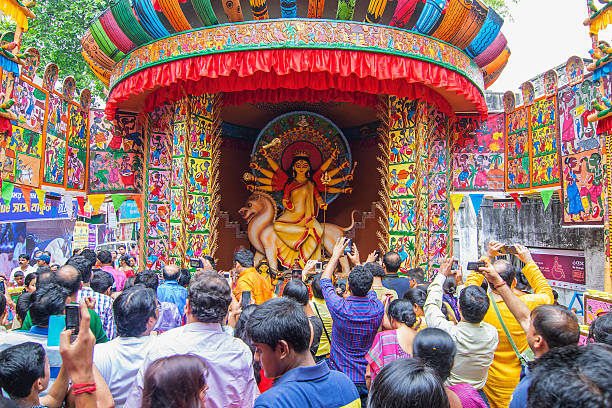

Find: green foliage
0;0;107;98
482;0;520;19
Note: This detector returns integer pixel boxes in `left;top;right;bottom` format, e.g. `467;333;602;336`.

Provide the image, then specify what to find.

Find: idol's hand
249;162;259;170
343;187;353;194
246;184;255;192
243;173;255;182
331;148;340;158
340;161;350;169
259;147;269;157
320;202;328;210
344;174;353;182
283;199;294;210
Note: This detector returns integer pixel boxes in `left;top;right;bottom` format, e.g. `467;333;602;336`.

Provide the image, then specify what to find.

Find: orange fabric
465;261;553;408
106;49;487;121
233;267;274;305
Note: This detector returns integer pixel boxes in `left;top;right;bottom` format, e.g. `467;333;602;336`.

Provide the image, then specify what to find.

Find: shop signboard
529;247;586;291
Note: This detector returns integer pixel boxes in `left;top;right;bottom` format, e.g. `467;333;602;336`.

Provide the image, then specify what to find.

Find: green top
21;309;109;344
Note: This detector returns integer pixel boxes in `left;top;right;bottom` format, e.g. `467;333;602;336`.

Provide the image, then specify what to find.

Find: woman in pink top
365;299;417;388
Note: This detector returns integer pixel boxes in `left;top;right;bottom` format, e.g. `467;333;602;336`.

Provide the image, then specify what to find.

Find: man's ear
35;377;45;392
277;340;290;359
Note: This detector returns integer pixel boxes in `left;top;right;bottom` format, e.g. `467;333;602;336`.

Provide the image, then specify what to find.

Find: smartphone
344;238;353;255
189;258;203;268
451;260;459;270
65;304;80;335
467;261;486;271
0;280;4;295
241;291;252;309
500;245;518;255
222;271;230;279
375;251;380;262
315;261;323;273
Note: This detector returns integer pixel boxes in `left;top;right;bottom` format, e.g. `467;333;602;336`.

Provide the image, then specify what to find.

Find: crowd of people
0;238;611;408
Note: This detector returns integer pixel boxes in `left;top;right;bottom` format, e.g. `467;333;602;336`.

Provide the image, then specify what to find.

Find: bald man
157;264;188;316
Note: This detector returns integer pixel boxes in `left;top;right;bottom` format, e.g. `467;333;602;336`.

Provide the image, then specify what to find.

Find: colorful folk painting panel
42;135;65;185
89;109;114;151
89;151;142;194
390;162;417;199
452;114;505;191
584;296;612;325
529;97;560;188
506;107;530;190
145;239;169;271
186;194;210;232
10;125;42;157
558;80;601;156
169;223;182;258
389;198;418;234
147;203;170;239
66;146;87;190
1;149;15;182
170;189;182;221
147;169;171;203
46;93;68;139
428;173;448;206
66;103;89;151
173;120;187;157
188;158;211;194
12;77;48;135
171;157;184;187
14;153;40;188
114;111;144;153
148;132;172;169
428;200;449;233
388;234;417;269
561;148;605;225
187;232;209;258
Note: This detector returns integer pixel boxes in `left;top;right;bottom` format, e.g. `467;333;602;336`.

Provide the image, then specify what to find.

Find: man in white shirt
93;285;157;407
124;274;259;408
424;258;498;391
9;254;36;283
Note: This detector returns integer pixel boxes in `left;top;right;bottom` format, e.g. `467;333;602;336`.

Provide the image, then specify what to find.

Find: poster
584;296;612;325
119;200;141;223
529;247;586;291
12;76;48;134
529;97;560;187
14;152;41;187
452;113;505;191
506;107;530;190
0;187;69;222
558;78;606;225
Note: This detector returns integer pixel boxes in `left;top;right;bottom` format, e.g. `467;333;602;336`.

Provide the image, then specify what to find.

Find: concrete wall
454;196;605;306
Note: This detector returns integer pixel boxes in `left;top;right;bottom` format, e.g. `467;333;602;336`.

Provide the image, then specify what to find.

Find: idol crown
293;150;310;159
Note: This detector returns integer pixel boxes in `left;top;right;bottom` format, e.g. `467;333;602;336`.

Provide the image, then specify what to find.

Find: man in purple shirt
320;238;384;406
97;250;126;292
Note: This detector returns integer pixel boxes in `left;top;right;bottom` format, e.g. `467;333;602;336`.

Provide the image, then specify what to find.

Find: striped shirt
320;278;384;384
78;286;116;339
365;330;411;382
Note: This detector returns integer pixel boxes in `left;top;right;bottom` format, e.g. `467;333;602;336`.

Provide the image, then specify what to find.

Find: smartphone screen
0;280;4;294
502;245;518;255
241;291;252;309
65;304;80;335
189;258;203;268
315;262;322;272
344;239;352;254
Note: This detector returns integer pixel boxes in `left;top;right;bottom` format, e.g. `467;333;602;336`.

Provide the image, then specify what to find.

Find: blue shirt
320;278;384;384
382;276;413;298
156;281;187;316
254;362;360;408
509;367;530;408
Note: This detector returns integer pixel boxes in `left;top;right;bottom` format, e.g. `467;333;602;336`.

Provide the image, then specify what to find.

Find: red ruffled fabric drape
597;116;612;135
106;49;486;120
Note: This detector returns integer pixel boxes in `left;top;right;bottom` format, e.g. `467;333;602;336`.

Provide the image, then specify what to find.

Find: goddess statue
244;144;352;267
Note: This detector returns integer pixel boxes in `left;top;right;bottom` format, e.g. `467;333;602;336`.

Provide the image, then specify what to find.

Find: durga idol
245;144;352;267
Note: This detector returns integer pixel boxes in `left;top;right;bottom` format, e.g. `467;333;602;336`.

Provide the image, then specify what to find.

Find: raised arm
319;148;340;172
260;148;280;172
513;245;553;305
321;238;350;310
465;240;504;287
479;258;531;333
424;258;455;332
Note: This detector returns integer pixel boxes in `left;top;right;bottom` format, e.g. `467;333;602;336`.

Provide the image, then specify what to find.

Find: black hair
187;274;231;323
35;266;54;289
494;260;516;287
531;305;579;349
282;279;309;306
527;344;612;408
589;313;612;345
552;289;559;301
18;254;30;261
247;297;310;353
388;299;417;327
15;292;32;323
234;304;261;384
178;268;191;287
135;271;160;291
90;270;114;294
367;358;449;408
162;265;180;282
29;283;68;327
0;342;47;399
66;255;92;283
404;287;427;309
113;285;157;337
0;395;19;407
97;250;113;265
480;279;489;292
24;273;36;288
406;267;425;284
442;276;456;296
0;293;5;319
203;255;215;269
13;271;24;278
348;265;373;297
118;244;126;250
413;328;456;382
55;264;81;295
459;285;490;323
310;273;323;299
234;248;254;268
123;276;136;290
119;254;131;266
364;262;385;278
79;249;97;270
382;251;401;274
287;155;313;183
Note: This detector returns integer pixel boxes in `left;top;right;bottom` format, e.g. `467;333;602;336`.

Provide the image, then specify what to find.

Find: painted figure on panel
243;144;354;269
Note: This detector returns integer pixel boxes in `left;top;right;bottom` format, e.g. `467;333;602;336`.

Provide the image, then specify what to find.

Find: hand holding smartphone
241;291;252;309
65;304;80;336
